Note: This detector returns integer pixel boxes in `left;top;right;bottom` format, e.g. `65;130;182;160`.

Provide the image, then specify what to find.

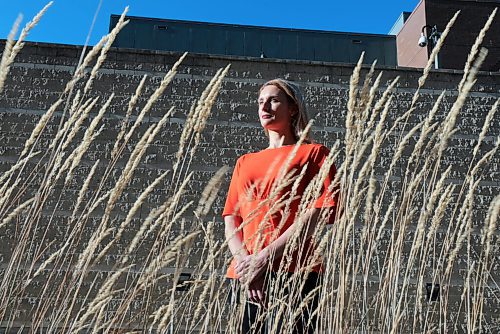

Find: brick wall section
0;41;499;330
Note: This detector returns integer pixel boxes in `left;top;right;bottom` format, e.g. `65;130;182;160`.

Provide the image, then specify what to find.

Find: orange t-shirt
222;143;338;278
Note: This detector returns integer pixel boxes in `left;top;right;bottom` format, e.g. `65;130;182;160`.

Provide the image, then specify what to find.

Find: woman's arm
224;214;266;303
263;207;322;261
235;207;325;283
224;214;248;261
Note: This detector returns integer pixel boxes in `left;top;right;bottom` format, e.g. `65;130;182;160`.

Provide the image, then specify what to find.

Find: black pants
229;272;321;334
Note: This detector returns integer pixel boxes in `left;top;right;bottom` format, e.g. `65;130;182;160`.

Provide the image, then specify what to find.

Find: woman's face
257;85;294;132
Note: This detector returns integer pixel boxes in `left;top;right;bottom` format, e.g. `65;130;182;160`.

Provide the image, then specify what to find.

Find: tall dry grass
0;4;498;334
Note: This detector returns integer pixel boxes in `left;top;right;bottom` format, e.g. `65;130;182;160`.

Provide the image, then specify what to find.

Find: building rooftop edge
109;14;396;39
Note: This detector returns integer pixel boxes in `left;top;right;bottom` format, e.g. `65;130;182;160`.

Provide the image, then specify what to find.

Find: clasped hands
235;249;270;305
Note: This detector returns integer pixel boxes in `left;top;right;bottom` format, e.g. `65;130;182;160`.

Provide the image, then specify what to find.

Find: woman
222;79;339;333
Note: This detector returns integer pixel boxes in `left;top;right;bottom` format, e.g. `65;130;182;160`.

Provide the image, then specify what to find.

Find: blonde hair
259;79;313;143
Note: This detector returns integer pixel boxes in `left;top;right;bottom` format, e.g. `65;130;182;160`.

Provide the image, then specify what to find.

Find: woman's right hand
235;256;266;305
248;275;266;305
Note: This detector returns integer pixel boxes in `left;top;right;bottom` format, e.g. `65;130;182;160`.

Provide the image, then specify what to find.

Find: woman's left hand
235;249;269;284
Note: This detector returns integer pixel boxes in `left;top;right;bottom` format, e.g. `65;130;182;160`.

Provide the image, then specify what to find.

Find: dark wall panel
110;16;397;66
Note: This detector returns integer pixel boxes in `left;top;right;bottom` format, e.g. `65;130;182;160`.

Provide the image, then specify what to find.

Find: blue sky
2;0;420;46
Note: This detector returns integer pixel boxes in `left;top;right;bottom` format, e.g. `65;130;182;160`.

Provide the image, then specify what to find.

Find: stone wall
0;41;499;331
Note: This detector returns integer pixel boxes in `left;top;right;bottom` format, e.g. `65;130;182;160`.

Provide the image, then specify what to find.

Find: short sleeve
310;145;339;210
222;157;242;218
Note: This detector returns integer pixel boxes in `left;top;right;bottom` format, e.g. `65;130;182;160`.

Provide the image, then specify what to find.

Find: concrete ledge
1;40;499;78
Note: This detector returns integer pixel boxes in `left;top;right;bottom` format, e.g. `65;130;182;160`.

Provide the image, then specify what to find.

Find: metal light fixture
419;25;441;69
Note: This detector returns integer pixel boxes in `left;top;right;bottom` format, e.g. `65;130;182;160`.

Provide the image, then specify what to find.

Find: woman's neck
267;130;297;148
